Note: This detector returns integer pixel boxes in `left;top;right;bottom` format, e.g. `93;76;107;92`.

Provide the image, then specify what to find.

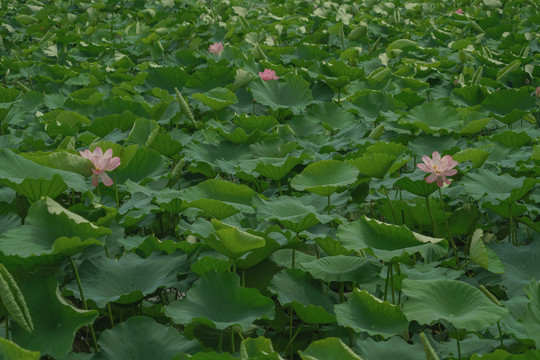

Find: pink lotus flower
208;42;223;55
417;151;458;187
535;86;540;98
455;9;463;14
80;147;121;187
259;69;279;81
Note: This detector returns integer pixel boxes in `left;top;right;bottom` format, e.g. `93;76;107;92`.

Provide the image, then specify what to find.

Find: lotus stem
383;186;397;223
390;263;395;304
509;203;515;245
425;195;439;236
327;195;331;215
384;263;390;301
277;179;283;196
113;173;119;207
96;184;101;204
497;321;504;347
438;188;460;267
230;327;235;353
289;306;293;360
456;333;462;360
107;303;114;328
69;256;99;352
218;329;223;352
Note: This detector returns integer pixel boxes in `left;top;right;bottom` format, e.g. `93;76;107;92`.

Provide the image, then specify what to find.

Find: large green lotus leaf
0;198;107;267
491;130;532;149
240;337;283;360
452;148;490;168
490;242;540;297
254;156;305;181
301;255;383;284
144;66;190;93
125;118;159;146
184;142;253;176
91;316;200;360
174;352;237;360
41;110;91;137
400;262;461;283
188;198;241;220
462;169;535;203
20;150;93;177
459;117;491;135
253;196;333;233
90;98;149;119
521;281;540;347
0;149;90;201
165;270;275;331
355;336;424;360
335;289;409;338
235;235;282;270
365;141;407;157
307;60;365;89
193;87;238;110
268;269;337;324
250;73;313;111
249;139;300;158
291;160;359;196
425;332;502;359
337;216;448;263
181;179;256;215
395;177;438;197
87;111;138;137
66;251;189;308
0;87;21;104
299;338;361;360
11;276;98;360
118;234;189;257
468;229;504;274
217;127;273;145
481;88;535;116
400;101;463;134
401;279;507;331
234;114;279;132
115;147;166;184
348;90;396;120
347;153;397;179
0;337;40;360
148;131;183;158
69;88;103;106
205;219;265;259
470;349;540;360
185;63;236;92
306;102;355;131
450;85;488;107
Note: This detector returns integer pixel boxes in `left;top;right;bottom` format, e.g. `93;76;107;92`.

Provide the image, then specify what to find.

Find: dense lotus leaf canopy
0;0;538;358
